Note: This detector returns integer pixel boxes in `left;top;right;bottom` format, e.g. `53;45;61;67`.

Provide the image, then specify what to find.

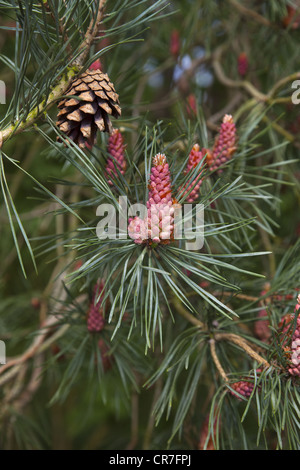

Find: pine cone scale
67;109;84;121
81;119;93;138
74;82;90;92
95;111;105;131
88;81;102;91
98;100;112;114
78;91;94;102
81;74;94;84
60;121;75;133
65;98;80;107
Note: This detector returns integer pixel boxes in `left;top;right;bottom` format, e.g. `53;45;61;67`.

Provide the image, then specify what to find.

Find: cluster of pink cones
101;113;237;246
206;114;237;172
128;114;237;246
177;114;238;202
279;294;300;377
128;153;177;245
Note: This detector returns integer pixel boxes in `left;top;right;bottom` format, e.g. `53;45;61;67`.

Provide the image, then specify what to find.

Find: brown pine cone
56;68;121;149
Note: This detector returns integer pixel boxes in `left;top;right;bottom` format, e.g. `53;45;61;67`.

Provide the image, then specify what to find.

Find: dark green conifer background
0;0;299;450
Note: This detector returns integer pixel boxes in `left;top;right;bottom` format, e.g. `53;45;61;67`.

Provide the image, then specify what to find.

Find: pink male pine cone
237;52;248;77
229;380;254;400
128;153;178;245
105;128;126;185
229;369;262;400
179;144;206;203
279;294;300;377
87;281;106;332
207;114;237;172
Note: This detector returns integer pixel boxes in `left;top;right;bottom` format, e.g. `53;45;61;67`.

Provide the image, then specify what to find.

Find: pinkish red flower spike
128;216;148;244
178;144;206;203
105;129;127;185
278;295;300;376
128;153;179;246
185;144;204;173
229;380;254;400
237;52;248;77
89;59;102;71
87;281;105;332
208;114;237;172
229;369;262;400
170;30;180;58
146;153;176;244
145;201;176;244
148;153;173;206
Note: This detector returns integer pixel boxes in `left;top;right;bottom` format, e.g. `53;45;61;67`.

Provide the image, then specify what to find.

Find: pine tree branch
262;116;296;143
0;68;77;148
171;297;206;329
212;45;299;106
2;363;28;406
0;315;62;385
73;0;107;67
228;0;272;27
0;0;107;148
214;332;270;368
13;354;44;410
209;339;229;382
212;45;267;103
212;291;259;302
268;71;300;98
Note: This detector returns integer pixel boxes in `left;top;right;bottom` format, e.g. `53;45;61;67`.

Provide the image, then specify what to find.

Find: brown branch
74;0;107;67
268;71;300;98
172;297;205;329
0;68;77;148
212;45;267;102
228;0;272;27
214;332;270;368
14;354;44;410
212;44;300;111
0;315;60;377
209;339;228;382
2;364;28;407
0;265;85;388
212;291;259;303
